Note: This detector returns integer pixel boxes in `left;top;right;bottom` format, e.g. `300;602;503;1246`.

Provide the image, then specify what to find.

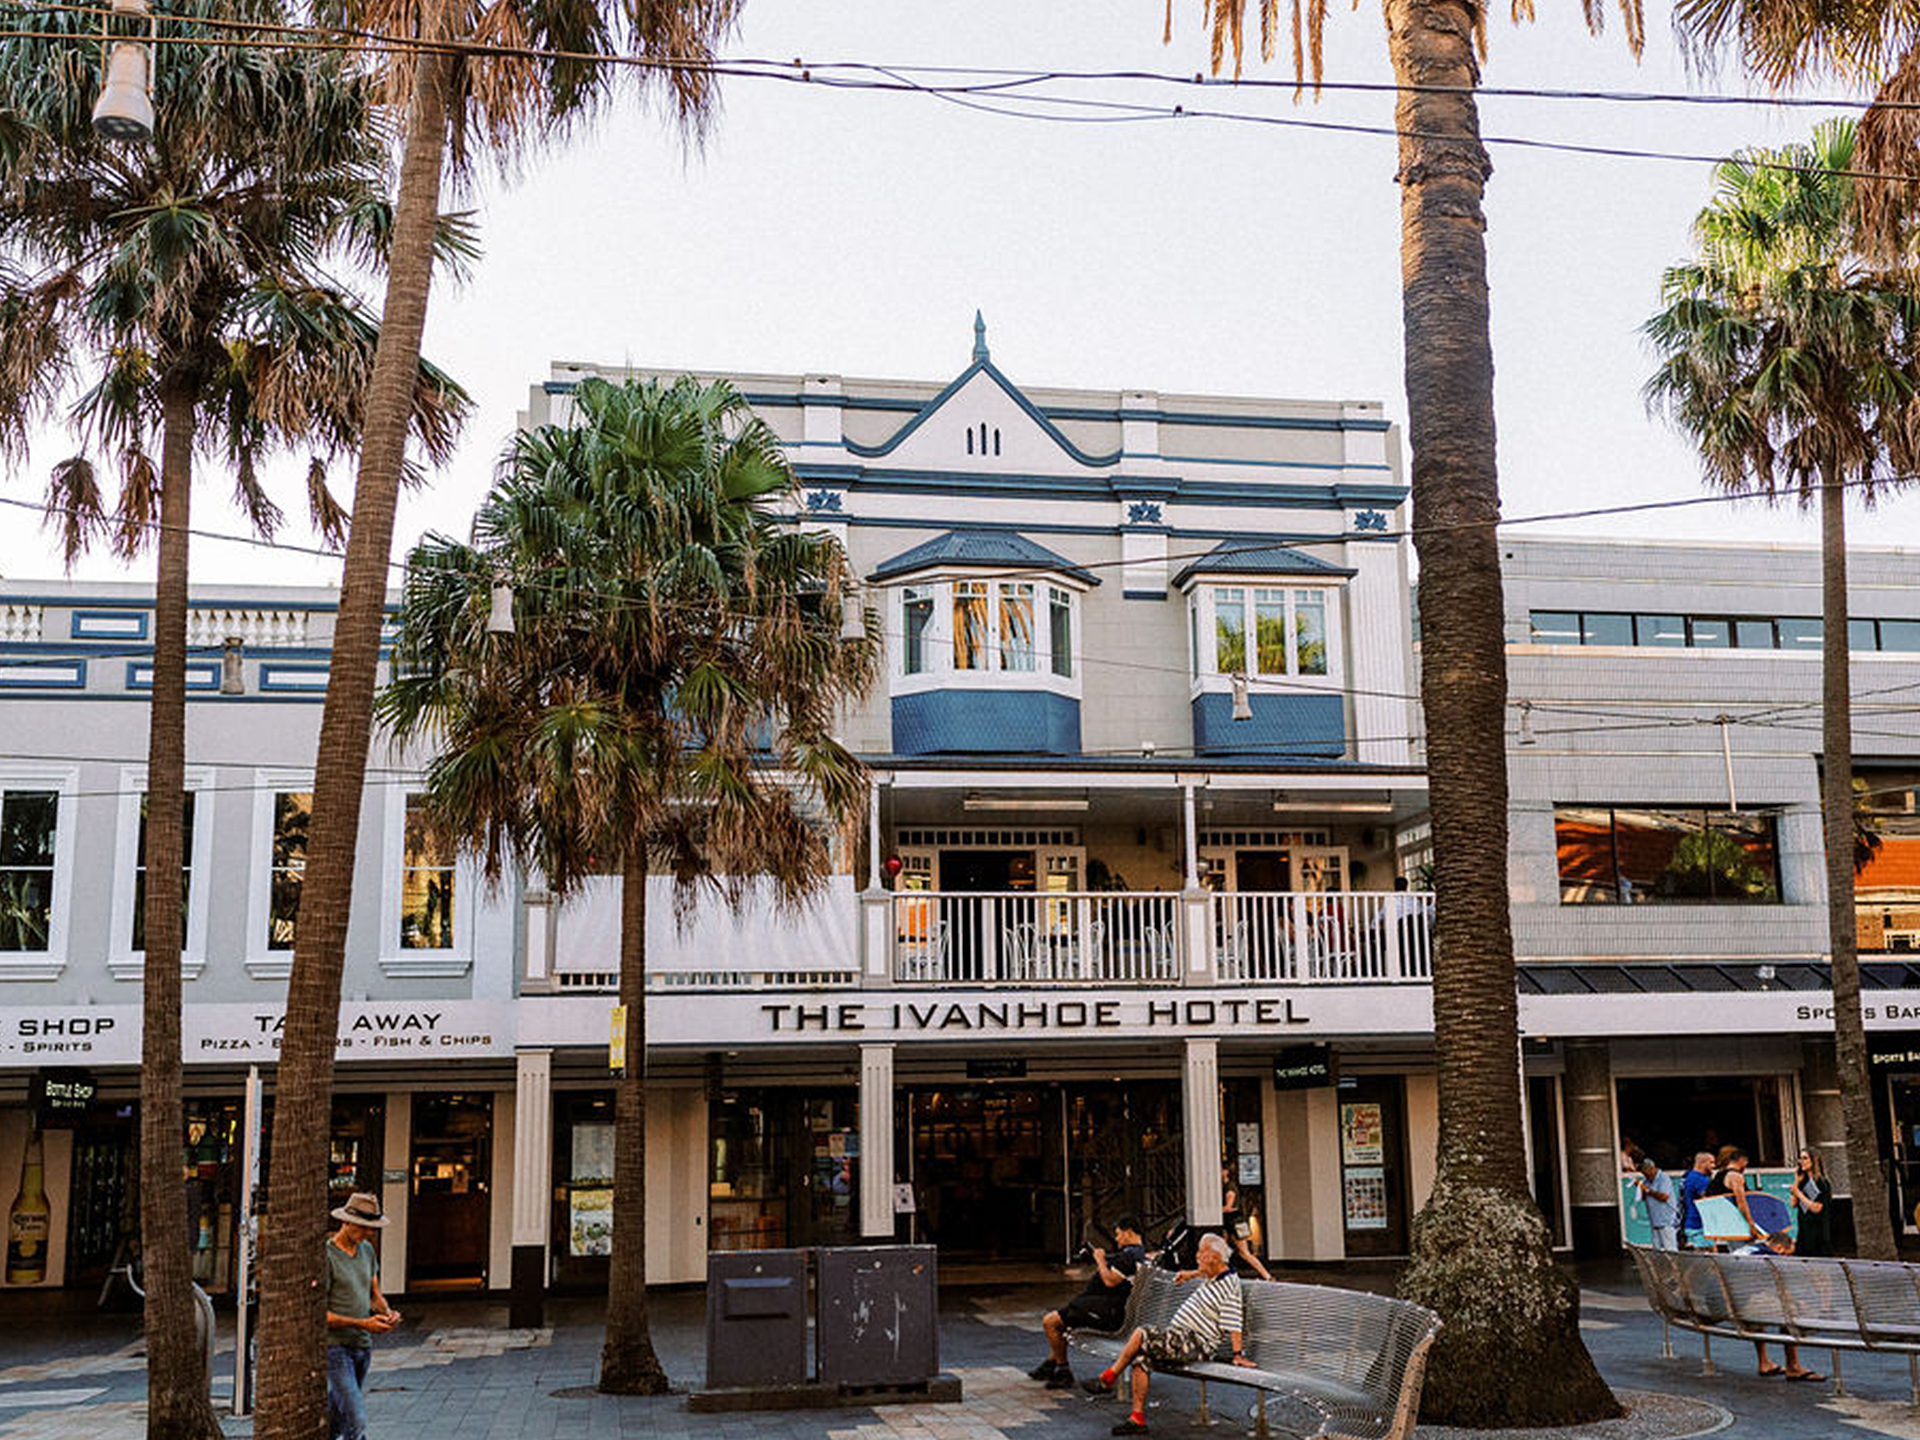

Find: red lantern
882;854;904;879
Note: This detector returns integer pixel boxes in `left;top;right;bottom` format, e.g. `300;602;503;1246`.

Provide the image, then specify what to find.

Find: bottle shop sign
28;1067;96;1124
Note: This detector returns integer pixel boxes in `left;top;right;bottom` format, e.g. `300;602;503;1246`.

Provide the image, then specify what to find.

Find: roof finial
972;309;989;363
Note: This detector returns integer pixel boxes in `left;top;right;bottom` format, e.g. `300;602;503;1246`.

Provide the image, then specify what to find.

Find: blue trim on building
71;609;149;641
126;660;222;692
0;658;87;689
1122;589;1168;601
258;663;331;693
891;690;1082;756
1191;692;1346;757
787;463;1407;511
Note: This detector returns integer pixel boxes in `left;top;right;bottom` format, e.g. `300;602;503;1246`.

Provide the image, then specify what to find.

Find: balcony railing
1212;891;1433;983
892;891;1183;985
886;889;1434;986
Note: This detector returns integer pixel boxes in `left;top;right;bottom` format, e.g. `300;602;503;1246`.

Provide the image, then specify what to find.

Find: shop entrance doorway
1066;1082;1184;1250
905;1086;1061;1259
1337;1077;1409;1257
408;1093;491;1290
1889;1074;1920;1235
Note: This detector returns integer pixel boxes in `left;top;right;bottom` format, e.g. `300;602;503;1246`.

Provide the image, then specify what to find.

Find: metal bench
1628;1243;1920;1402
1071;1266;1440;1439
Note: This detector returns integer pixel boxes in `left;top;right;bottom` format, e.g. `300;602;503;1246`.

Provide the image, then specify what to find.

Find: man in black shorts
1029;1215;1147;1389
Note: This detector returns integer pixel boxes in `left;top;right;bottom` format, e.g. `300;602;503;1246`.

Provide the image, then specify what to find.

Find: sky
5;1;1918;587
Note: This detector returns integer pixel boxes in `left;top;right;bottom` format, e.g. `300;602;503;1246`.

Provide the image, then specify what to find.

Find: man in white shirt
1082;1233;1255;1435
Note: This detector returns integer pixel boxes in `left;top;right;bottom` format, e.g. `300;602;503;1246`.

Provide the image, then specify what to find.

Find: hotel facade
3;330;1915;1308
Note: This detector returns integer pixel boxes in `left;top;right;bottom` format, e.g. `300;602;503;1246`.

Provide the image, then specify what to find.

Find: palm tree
1167;1;1639;1424
0;8;465;1439
1668;0;1920;258
379;375;876;1390
0;10;463;1438
1645;118;1920;1261
255;5;743;1432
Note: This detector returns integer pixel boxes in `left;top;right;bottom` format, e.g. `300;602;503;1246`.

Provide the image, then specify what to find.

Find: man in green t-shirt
325;1192;400;1440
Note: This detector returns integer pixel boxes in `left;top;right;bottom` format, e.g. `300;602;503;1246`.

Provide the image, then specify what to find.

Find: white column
867;780;883;891
1182;1038;1224;1226
1182;783;1199;889
511;1050;552;1250
858;1044;897;1238
381;1093;410;1289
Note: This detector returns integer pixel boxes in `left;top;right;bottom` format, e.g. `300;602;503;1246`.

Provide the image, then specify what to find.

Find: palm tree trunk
599;844;669;1394
1384;0;1617;1423
252;43;453;1440
141;383;223;1440
1821;471;1897;1260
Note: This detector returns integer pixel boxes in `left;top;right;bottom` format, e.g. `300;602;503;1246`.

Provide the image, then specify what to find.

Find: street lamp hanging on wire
92;0;155;142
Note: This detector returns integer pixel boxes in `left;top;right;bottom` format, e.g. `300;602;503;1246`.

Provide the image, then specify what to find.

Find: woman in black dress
1789;1149;1833;1257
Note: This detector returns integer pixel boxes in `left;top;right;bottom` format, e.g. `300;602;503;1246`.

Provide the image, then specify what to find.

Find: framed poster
1340;1103;1384;1166
569;1188;613;1256
1237;1152;1263;1187
1343;1167;1388;1231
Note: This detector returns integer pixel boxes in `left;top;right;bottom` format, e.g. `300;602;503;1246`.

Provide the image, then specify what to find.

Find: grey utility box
705;1249;810;1390
816;1245;939;1388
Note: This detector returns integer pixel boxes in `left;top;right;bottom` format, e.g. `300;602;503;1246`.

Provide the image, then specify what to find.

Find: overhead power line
5;7;1920;180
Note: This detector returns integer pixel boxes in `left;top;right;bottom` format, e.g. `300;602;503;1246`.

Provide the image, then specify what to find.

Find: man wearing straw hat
326;1192;401;1440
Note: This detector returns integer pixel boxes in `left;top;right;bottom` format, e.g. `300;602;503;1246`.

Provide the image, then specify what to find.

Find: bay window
892;576;1081;685
1192;586;1339;679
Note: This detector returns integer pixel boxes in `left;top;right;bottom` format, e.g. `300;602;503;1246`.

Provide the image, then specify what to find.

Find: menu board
1343;1168;1388;1230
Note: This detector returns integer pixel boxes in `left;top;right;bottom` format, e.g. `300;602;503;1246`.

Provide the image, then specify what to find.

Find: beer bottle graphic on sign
7;1126;50;1285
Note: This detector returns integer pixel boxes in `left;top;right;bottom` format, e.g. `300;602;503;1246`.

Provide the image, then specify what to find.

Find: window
1050;587;1073;679
953;582;989;671
400;797;456;950
1734;619;1776;648
1581;613;1633;647
1530;612;1581;644
1689;618;1730;648
1635;614;1685;648
1851;619;1879;651
1554;806;1780;904
269;791;312;950
999;583;1036;672
1776;618;1822;650
0;790;56;952
1883;620;1920;652
903;587;934;675
1293;592;1328;675
1216;588;1247;673
1254;590;1287;674
131;792;195;951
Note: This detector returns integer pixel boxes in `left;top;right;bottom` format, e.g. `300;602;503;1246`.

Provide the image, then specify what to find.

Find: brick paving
0;1266;1914;1438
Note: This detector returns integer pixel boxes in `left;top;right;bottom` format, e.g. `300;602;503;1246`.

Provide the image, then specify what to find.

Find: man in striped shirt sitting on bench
1083;1232;1256;1435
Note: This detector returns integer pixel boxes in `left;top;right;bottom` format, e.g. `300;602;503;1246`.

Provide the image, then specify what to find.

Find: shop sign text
759;997;1309;1033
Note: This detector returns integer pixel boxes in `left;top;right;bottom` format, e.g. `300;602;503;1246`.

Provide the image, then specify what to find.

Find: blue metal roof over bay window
1172;541;1355;587
870;529;1100;586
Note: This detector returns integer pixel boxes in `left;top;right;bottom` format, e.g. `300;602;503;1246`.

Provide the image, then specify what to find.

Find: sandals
1757;1365;1786;1377
1786;1370;1826;1383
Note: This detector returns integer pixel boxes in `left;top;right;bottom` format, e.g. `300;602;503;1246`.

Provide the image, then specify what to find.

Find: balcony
888;889;1432;986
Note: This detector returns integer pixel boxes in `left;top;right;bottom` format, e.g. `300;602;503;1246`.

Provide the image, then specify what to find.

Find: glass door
407;1093;492;1289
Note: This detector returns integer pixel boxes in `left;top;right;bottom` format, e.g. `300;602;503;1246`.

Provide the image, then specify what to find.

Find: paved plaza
0;1265;1916;1439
